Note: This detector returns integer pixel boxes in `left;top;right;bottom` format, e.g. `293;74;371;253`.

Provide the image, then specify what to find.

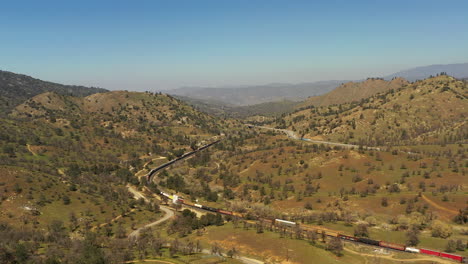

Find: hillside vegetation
0;70;107;114
301;77;408;107
0;86;226;262
0;72;466;264
177;95;299;119
276;75;467;146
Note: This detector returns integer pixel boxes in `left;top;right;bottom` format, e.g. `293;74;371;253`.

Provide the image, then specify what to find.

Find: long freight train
159;191;466;263
146;139;221;181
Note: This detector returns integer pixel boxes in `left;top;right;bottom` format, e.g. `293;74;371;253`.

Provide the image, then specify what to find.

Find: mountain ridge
385;63;468;81
300;77;409;107
0;70;108;115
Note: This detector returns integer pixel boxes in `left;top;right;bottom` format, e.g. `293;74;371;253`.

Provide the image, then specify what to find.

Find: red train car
379;241;405;251
420;248;440;257
217;209;233;215
440;252;464;262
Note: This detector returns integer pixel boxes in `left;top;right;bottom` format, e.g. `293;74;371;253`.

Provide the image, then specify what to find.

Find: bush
354;224;369;237
326;237;343;256
431;220;452;238
445;240;456;253
381;197;388;207
62;195;71;205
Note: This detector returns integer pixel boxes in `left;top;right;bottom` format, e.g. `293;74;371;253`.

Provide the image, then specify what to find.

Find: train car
260;218;273;225
218;209;233;215
440;252;464;262
404;247;420;253
379;241;405;251
420;248;440;257
339;234;359;241
232;212;244;218
194;204;203;208
201;205;218;212
324;230;340;237
245;220;257;225
358;238;380;246
183;200;195;207
275;219;296;227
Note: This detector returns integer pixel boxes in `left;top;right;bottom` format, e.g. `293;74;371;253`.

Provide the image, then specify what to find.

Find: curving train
159;191;466;263
146;139;221;182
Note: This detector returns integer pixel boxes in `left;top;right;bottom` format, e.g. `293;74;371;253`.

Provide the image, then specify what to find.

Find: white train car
405;247;420;253
275;219;296;227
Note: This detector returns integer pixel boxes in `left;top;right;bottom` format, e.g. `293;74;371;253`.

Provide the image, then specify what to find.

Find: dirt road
128;205;174;238
421;194;458;215
344;247;454;264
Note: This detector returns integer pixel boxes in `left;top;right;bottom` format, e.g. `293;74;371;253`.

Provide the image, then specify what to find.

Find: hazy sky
1;0;468;90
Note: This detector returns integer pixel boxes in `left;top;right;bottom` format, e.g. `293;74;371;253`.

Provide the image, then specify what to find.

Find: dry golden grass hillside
279;75;467;146
300;77;409;107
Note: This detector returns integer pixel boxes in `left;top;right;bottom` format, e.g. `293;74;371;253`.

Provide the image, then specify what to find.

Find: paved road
246;124;382;150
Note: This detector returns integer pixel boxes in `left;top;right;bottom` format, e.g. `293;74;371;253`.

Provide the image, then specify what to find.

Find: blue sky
1;0;468;90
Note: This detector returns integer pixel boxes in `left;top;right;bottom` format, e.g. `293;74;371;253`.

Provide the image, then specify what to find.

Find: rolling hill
0;70;107;115
276;75;467;146
300;77;409;107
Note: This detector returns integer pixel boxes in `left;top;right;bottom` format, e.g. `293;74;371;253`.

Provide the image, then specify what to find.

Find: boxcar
275;219;296;227
325;230;339;237
358;238;380;246
420;248;440;257
232;212;243;218
183;200;194;206
339;234;359;241
440;252;464;262
260;218;273;224
379;241;405;251
404;247;420;253
218;209;233;215
201;205;218;212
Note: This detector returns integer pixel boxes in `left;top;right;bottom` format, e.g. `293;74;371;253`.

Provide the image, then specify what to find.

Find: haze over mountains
164;80;346;106
165;63;468;106
385;63;468;81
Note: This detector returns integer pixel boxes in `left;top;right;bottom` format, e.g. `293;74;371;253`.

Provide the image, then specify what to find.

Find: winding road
128;205;174;238
126;186;265;263
247;124;383;151
126;185;175;238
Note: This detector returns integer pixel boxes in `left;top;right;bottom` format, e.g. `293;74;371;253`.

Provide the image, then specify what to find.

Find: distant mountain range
164;63;468;106
162;80;347;106
385;63;468;81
